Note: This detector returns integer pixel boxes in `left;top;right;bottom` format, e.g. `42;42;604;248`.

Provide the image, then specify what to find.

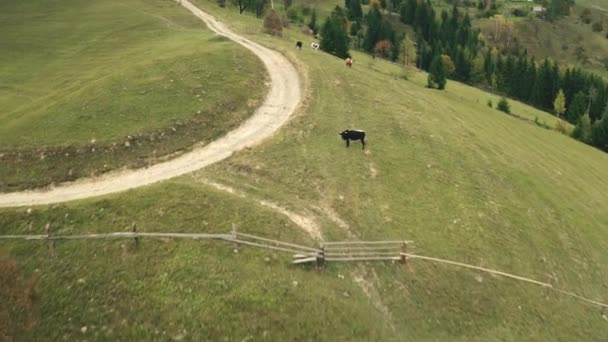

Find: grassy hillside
1;0;608;340
0;0;266;190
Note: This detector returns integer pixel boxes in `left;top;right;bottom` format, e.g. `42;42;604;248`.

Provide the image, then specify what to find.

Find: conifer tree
428;55;447;90
320;6;350;58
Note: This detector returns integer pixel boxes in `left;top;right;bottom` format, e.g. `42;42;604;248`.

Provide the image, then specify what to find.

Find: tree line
368;0;608;150
223;0;608;151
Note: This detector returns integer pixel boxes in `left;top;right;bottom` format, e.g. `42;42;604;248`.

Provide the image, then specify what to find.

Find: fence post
231;223;239;254
45;222;55;257
132;223;139;250
400;241;407;265
316;244;325;268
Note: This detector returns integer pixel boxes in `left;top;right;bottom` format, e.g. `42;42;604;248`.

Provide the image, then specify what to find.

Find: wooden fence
2;226;607;309
0;224;409;267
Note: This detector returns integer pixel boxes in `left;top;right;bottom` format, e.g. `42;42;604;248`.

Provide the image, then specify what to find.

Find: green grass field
1;0;608;340
0;0;266;190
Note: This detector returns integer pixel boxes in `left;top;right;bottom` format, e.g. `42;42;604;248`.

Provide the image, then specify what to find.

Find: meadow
0;0;266;190
1;0;607;340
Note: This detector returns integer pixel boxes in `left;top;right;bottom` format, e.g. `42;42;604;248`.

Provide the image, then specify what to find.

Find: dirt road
0;0;301;208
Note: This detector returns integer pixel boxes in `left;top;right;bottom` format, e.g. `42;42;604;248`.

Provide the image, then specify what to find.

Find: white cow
310;42;319;50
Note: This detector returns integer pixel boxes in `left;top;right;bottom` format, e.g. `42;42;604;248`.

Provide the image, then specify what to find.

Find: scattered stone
475;275;483;283
26;208;32;214
343;291;350;298
125;141;130;147
602;314;607;321
81;326;88;334
233;248;239;254
518;305;522;310
338;274;345;279
78;278;86;284
90;139;96;144
292;281;298;287
264;257;270;262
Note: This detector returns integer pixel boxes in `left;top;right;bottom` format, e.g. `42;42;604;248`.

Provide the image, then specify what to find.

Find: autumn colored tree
374;40;393;59
554;89;567;118
441;54;456;76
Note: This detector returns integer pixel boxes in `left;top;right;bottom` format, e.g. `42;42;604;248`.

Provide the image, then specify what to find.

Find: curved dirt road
0;0;300;208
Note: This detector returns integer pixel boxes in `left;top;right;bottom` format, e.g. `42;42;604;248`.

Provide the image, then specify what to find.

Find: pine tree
364;4;394;53
428;55;447;89
308;9;318;34
573;113;593;143
566;91;588;124
591;104;608;150
347;0;363;20
320;6;350;59
400;0;417;24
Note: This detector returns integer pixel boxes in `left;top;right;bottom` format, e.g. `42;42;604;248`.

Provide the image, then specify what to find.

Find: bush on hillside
592;21;604;32
512;8;527;17
286;7;300;23
573;113;593;143
263;10;283;36
217;0;226;7
580;9;592;24
487;99;493;108
555;119;570;135
374;40;393;59
497;97;510;113
427;55;447;90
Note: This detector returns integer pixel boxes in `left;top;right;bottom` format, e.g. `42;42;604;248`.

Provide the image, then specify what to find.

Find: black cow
339;129;366;149
296;41;303;49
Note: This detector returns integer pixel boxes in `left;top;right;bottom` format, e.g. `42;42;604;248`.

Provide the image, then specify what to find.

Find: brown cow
345;57;353;68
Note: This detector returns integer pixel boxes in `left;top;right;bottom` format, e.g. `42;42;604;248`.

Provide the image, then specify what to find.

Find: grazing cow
339;129;366;149
310;42;319;50
296;41;303;49
345;57;353;68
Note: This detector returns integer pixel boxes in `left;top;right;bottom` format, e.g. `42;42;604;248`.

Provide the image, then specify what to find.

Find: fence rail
1;227;607;309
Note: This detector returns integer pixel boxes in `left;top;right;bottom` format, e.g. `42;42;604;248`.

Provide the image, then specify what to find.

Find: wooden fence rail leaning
0;224;408;266
2;226;607;310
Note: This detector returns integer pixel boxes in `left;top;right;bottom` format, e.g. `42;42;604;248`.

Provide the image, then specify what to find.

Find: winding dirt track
0;0;301;208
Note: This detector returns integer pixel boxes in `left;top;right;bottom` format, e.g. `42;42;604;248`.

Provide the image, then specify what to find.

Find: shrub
263;10;283;36
497;97;510;113
427;55;447;90
580;9;592;24
487;99;493;108
592;21;603;32
301;5;312;16
217;0;226;7
374;40;393;59
512;8;527;17
555;119;570;134
286;7;300;23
